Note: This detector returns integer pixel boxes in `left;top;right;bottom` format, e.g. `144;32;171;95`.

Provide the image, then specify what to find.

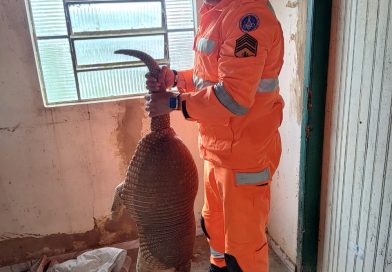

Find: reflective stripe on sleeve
197;38;216;54
192;76;278;115
193;75;215;90
214;82;249;116
193;76;278;93
235;168;271;185
210;247;225;259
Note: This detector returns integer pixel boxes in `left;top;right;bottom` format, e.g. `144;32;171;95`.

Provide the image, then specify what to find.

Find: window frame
25;0;196;107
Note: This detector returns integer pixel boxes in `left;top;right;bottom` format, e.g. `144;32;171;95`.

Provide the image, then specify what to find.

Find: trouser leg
202;161;271;271
202;161;226;269
215;165;271;272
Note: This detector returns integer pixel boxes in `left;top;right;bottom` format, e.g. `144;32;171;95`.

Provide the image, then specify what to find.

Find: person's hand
145;66;175;92
145;92;179;117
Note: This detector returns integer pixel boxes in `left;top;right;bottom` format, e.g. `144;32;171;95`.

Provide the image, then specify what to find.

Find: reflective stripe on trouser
211;246;225;259
202;161;271;271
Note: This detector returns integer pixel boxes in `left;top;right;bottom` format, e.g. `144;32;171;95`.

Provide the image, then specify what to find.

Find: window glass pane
28;0;197;105
69;2;162;33
37;39;78;103
166;0;194;30
168;31;194;70
74;35;165;66
78;67;148;99
30;0;67;37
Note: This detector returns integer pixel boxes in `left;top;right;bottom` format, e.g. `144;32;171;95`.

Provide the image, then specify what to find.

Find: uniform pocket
199;121;233;152
253;185;271;226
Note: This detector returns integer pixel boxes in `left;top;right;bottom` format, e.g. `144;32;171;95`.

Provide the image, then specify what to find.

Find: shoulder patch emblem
240;14;260;32
235;33;258;58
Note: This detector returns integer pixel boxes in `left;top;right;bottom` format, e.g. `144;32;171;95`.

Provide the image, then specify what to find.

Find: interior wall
268;0;307;263
0;0;204;266
0;0;306;267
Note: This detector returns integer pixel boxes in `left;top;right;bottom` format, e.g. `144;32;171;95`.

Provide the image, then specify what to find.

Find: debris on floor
30;247;131;272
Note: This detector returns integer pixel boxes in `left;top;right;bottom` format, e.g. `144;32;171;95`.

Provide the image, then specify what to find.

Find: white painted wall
0;0;305;266
268;0;307;263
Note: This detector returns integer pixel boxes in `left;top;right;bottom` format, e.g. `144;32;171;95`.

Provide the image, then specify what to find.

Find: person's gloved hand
145;92;179;117
145;66;175;92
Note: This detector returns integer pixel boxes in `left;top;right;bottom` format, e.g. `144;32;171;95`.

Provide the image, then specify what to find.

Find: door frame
297;0;332;271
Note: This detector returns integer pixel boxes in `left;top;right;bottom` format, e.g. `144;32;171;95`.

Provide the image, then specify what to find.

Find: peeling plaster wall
268;0;307;263
0;0;204;266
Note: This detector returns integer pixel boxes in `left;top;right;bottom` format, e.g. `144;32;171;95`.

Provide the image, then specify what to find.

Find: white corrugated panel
168;31;195;70
78;67;148;99
30;0;67;37
74;35;165;66
319;0;392;271
165;0;194;30
68;2;162;33
37;39;78;103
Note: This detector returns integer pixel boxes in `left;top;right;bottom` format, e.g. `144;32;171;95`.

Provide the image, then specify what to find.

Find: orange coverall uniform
176;0;284;271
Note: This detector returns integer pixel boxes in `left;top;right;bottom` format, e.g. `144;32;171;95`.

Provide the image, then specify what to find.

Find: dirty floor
0;236;290;272
127;236;290;272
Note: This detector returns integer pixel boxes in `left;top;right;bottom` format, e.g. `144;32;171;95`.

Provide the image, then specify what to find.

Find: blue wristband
169;94;180;110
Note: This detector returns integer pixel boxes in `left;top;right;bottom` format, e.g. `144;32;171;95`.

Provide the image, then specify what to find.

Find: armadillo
112;50;198;272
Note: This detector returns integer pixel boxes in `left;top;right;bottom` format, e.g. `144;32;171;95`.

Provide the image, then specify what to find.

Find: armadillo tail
114;49;161;76
115;49;170;131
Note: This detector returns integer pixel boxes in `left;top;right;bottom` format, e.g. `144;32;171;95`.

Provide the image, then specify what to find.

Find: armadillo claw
111;181;125;212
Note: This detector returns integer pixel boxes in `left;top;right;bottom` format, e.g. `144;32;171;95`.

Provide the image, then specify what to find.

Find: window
26;0;196;106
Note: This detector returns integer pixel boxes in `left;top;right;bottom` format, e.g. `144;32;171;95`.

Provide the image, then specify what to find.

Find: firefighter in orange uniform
145;0;284;271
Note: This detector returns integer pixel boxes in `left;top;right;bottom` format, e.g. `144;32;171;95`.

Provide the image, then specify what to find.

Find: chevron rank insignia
235;33;258;58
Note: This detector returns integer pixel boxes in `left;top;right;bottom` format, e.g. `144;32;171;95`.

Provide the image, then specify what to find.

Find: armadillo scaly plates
111;49;198;272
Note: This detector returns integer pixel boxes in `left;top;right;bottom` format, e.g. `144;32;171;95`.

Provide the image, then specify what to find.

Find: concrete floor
127;236;290;272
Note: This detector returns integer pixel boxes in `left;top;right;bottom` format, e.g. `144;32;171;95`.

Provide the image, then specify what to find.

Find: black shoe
210;264;229;272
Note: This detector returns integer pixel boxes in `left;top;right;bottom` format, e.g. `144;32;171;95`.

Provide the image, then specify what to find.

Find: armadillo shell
122;127;198;270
